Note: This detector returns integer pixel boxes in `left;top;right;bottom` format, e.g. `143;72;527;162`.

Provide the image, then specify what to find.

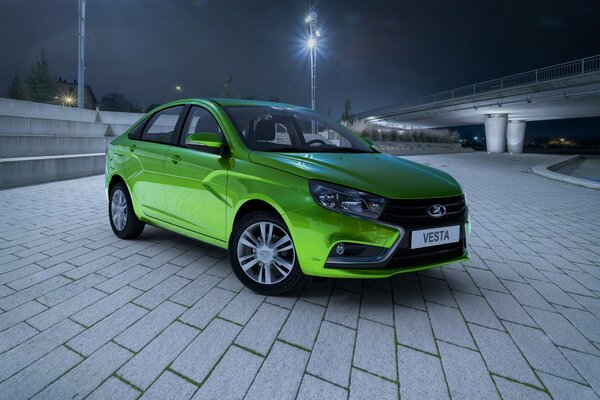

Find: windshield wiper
311;147;374;153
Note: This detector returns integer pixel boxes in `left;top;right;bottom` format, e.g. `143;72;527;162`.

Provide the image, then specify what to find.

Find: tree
26;50;57;103
101;93;138;112
222;73;237;98
6;71;25;100
340;98;354;124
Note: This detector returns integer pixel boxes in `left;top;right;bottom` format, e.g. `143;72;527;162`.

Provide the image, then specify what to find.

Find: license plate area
411;225;460;249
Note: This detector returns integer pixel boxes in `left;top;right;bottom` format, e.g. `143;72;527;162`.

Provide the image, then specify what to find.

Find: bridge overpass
356;55;600;153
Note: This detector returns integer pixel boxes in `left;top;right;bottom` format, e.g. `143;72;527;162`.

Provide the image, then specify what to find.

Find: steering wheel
306;138;328;146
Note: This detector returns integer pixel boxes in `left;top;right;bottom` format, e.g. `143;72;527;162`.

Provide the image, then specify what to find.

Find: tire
229;211;304;296
108;182;145;239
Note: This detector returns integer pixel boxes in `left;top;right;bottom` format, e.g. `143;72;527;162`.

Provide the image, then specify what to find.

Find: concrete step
0;135;110;158
0;153;105;189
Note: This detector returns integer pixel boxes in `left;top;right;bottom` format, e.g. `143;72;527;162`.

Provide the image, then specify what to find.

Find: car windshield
223;105;374;153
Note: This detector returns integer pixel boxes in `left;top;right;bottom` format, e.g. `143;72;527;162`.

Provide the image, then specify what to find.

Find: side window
180;106;223;146
141;106;184;145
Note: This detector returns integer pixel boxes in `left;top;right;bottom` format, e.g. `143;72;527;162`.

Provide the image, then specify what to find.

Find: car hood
249;151;462;199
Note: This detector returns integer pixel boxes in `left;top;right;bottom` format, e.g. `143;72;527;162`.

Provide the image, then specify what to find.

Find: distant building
53;78;98;109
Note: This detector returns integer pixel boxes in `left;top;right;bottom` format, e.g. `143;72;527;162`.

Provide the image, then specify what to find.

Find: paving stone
467;267;508;293
397;345;449;400
7;262;73;291
504;321;583;382
176;256;221;280
96;264;152;293
0;345;82;400
0;275;71;310
135;275;191;309
528;279;583;309
0;284;15;299
131;263;181;291
0;322;38;354
541;271;594;296
428;302;476;349
0;300;46;331
205;258;231;278
87;377;141;400
438;341;500;400
349;368;397;400
217;272;246;293
279;300;325;350
68;303;147;356
394;304;437;354
63;254;121;280
140;246;186;269
537;372;599;400
141;371;198;400
71;286;141;327
192;346;263;400
119;321;199;390
300;279;334;306
33;342;133;400
360;286;393;326
0;319;83;381
443;268;481;295
324;288;360;329
235;302;289;355
36;273;106;307
555;305;600;343
502;279;554;311
526;307;599;355
27;288;106;330
245;341;309;400
420;276;457;307
219;287;265;325
115;300;187;352
168;274;219;307
562;348;600;395
354;318;396;380
453;291;503;329
97;254;149;278
306;320;355;387
470;324;539;386
171;318;241;383
493;376;550;400
297;374;348;400
481;289;536;326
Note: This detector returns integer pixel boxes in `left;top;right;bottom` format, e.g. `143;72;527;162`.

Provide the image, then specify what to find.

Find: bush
343;120;460;143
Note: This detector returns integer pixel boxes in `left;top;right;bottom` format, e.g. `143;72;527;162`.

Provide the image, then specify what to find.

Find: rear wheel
109;182;145;239
229;211;303;295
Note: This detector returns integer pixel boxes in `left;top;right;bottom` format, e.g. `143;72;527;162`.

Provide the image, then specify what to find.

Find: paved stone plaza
0;152;599;399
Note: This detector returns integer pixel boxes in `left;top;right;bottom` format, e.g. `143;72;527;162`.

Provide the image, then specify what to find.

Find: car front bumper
286;202;470;279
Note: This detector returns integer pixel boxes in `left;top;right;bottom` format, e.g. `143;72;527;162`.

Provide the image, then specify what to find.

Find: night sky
1;0;599;118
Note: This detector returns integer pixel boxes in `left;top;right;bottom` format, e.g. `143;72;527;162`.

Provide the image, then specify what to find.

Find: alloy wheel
111;189;128;231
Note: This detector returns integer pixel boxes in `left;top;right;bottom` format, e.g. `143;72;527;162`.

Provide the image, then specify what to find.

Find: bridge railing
361;54;600;118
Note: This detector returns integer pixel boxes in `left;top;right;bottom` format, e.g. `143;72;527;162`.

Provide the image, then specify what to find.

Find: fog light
335;243;346;255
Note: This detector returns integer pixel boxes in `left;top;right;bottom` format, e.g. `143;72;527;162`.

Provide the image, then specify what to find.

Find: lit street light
305;2;319;115
175;85;182;99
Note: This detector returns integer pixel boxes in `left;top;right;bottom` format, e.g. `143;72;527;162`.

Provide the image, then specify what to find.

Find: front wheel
109;182;145;239
229;211;304;295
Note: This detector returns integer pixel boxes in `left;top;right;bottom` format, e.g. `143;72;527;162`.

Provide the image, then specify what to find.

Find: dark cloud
1;0;599;117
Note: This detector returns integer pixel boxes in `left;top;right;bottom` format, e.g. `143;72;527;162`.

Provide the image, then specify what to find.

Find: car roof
147;98;312;116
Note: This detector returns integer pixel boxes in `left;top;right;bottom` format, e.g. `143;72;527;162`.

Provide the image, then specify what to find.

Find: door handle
169;154;181;164
128;144;137;152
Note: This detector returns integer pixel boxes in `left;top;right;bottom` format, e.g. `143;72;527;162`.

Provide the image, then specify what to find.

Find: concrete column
484;113;508;153
507;120;526;154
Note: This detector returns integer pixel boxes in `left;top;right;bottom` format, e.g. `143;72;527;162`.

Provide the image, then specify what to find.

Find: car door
123;105;185;219
162;105;229;241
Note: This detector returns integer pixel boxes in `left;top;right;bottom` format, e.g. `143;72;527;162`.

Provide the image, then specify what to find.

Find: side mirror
186;132;223;150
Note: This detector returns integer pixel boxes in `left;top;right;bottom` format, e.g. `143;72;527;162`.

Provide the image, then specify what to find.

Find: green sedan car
106;98;470;295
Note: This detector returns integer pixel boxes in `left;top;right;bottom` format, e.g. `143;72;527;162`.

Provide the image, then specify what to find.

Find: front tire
229;211;303;296
109;182;145;239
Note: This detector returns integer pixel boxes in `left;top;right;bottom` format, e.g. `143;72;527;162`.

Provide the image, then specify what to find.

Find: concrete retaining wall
0;98;143;188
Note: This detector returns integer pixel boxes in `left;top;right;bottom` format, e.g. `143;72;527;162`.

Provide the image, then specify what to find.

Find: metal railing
360;54;600;118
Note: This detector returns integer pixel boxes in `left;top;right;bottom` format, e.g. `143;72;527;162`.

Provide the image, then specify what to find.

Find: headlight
309;181;386;219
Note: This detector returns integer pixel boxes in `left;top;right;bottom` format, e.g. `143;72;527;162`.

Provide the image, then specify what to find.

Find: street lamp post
77;0;86;109
305;2;318;112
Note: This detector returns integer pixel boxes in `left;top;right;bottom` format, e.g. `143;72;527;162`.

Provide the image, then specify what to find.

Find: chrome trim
325;215;405;267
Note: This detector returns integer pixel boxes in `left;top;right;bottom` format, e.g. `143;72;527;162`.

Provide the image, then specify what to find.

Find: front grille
379;194;466;227
387;239;466;269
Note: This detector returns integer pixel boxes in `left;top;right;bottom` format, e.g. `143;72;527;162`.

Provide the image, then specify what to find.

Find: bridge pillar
507;120;526;153
484;113;508;153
